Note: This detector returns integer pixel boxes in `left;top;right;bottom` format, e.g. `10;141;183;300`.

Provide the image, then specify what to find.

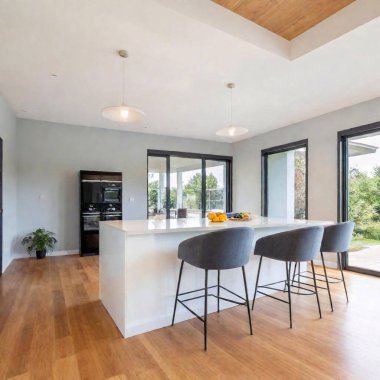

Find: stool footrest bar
177;300;205;322
178;285;217;297
257;290;289;304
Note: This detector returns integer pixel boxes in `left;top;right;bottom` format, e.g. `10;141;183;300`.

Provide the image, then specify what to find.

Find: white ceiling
0;0;380;142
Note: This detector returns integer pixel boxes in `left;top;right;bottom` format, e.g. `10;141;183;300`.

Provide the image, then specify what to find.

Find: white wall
0;96;17;273
15;119;233;254
233;96;380;265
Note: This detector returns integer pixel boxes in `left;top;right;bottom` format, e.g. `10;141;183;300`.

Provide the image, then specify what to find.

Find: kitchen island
99;217;331;338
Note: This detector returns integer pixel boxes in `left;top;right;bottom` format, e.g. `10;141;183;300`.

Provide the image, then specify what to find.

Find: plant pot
36;249;47;259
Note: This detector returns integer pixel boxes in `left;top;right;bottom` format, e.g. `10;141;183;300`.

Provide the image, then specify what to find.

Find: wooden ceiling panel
212;0;355;40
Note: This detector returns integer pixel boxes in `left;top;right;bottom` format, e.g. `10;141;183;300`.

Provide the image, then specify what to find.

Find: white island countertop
100;216;332;236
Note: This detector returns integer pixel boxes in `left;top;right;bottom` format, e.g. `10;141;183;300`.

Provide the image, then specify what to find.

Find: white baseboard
12;249;79;260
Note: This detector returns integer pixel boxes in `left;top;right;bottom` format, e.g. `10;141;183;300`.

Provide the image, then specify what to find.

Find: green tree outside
348;166;380;241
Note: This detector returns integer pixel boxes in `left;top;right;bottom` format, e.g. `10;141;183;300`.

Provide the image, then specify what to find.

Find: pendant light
102;50;145;123
216;83;248;137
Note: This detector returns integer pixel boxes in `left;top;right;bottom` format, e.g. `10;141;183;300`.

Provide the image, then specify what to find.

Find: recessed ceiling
211;0;355;40
0;0;379;143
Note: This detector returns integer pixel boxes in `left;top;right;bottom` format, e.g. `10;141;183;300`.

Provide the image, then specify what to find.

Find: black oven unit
102;182;122;203
80;171;123;256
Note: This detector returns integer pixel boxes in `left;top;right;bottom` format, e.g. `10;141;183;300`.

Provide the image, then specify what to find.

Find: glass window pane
147;156;167;220
206;160;227;213
170;157;202;219
347;132;380;272
267;147;306;219
294;148;306;219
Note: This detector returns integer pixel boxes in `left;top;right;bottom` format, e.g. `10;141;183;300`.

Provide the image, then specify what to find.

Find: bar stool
292;222;354;311
251;226;324;328
171;227;254;351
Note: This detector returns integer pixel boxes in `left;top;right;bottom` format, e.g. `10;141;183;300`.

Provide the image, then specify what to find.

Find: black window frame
261;139;309;218
338;121;380;276
147;149;233;219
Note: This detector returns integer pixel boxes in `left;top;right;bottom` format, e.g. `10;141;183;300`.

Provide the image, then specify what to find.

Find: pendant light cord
122;58;126;105
230;85;233;126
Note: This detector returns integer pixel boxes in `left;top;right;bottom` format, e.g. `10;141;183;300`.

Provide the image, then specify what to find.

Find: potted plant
22;228;57;259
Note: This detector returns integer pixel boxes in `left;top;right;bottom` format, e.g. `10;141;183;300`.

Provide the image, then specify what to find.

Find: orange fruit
212;216;220;222
219;214;227;221
208;213;216;221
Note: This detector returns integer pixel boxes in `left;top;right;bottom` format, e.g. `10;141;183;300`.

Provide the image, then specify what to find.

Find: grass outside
350;237;380;252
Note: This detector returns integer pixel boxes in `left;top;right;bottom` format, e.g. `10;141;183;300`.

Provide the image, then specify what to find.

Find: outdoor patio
349;245;380;272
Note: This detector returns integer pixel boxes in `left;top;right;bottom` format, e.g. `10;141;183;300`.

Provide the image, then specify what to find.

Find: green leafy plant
22;228;57;256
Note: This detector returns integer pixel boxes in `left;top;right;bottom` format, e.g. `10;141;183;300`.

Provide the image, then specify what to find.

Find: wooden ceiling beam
212;0;355;40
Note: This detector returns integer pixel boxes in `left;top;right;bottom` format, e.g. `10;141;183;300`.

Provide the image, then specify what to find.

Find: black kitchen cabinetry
80;170;123;256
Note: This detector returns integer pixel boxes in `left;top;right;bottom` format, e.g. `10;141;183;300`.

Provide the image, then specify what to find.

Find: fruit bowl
228;212;251;221
207;212;227;223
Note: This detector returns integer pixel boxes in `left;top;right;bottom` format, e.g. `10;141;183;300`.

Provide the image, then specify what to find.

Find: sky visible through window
349;134;380;175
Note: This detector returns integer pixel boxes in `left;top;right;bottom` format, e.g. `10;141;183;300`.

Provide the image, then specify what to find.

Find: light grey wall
0;96;17;272
233;96;380;263
16;119;233;253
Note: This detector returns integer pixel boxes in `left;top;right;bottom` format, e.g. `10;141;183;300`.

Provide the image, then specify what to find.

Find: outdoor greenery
148;172;223;213
294;149;306;219
349;166;380;241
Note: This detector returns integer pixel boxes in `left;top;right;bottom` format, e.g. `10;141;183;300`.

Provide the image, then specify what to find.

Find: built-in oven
102;182;122;203
81;203;102;232
82;211;101;231
102;212;122;221
102;203;122;221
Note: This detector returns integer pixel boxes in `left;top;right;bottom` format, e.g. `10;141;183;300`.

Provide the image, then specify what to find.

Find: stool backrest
254;226;324;262
178;227;254;270
321;221;354;253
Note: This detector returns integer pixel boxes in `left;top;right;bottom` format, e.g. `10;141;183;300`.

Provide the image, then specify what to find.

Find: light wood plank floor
1;255;379;379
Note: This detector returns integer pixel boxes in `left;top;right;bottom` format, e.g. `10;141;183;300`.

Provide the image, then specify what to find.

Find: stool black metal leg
172;260;184;326
285;261;292;328
311;260;322;319
297;263;300;294
204;269;208;351
283;267;287;292
321;251;333;312
217;270;220;313
252;256;263;311
242;266;253;335
291;262;297;285
337;252;349;302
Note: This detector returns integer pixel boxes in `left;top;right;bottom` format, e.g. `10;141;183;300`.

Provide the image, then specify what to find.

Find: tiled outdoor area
349;246;380;272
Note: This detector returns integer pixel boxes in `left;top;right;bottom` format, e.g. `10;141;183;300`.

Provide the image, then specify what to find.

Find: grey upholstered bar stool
319;222;354;310
291;222;354;312
171;227;254;351
251;226;324;328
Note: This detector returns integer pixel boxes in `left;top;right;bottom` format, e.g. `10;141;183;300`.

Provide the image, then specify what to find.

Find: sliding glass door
339;122;380;276
205;160;227;214
170;157;202;218
147;150;232;219
262;140;308;219
147;156;167;219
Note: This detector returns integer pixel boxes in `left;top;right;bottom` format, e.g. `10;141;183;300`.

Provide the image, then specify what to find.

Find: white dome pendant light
216;83;248;138
102;50;145;123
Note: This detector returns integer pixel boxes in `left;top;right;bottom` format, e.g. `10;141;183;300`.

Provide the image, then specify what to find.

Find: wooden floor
1;256;379;380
